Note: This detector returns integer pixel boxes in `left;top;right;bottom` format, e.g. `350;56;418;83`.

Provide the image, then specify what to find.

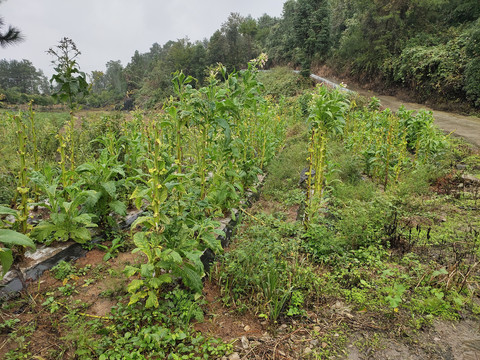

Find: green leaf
158;187;168;205
61;201;73;213
0;248;13;276
124;265;139;277
166;250;183;264
140;263;155;278
131;216;154;230
127;279;144;293
201;233;222;253
69;227;91;244
101;181;117;198
149;274;172;289
73;213;97;226
0;206;16;216
30;223;56;243
76;163;96;172
130;186;151;209
146;290;159;308
175;263;203;294
133;232;151;255
128;290;147;306
432;268;448;278
109;200;127;216
0;230;36;249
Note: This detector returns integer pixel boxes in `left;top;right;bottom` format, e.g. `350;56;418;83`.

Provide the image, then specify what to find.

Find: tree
105;60;126;95
293;0;331;75
0;59;48;95
90;70;107;93
255;14;278;52
124;50;148;92
47;37;89;110
0;16;22;47
239;16;258;62
207;30;228;65
222;13;244;70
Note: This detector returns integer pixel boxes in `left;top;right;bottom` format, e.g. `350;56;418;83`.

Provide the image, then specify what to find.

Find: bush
257;67;313;99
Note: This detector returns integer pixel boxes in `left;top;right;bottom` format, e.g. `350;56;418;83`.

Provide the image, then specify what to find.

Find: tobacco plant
0;207;35;278
304;86;349;228
13;114;29;234
126;124;209;307
76;148;127;229
30;168;97;244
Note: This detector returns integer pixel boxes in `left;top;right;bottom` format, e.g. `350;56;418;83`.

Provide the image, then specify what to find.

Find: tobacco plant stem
28;101;39;204
14;115;29;234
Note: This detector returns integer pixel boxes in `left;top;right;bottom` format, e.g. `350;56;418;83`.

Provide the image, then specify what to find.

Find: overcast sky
1;0;285;78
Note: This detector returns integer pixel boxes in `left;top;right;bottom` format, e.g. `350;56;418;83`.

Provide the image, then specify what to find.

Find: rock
299;167;316;187
462;174;480;183
278;324;288;334
229;353;241;360
310;339;319;347
241;336;249;349
244;325;251;332
456;164;467;170
304;347;313;355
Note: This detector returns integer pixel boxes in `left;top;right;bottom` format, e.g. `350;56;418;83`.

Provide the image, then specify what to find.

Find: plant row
0;59;289;307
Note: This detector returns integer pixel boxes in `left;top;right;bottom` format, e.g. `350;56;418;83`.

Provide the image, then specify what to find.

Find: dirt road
311;74;480;147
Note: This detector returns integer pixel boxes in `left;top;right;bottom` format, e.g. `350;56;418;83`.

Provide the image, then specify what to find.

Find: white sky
0;0;285;78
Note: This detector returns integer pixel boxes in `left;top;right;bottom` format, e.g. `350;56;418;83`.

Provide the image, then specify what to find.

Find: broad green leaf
76;163;96;172
432;268;448;278
174;263;203;294
73;214;97;227
101;181;117;198
124;265;139;278
185;250;204;271
30;223;56;243
0;248;13;276
146;290;159;308
167;250;183;264
127;279;144;293
109;200;127;216
62;201;73;213
149;274;172;289
201;233;222;253
158;187;168;205
0;230;36;249
128;290;147;306
133;232;151;254
140;263;155;278
0;206;16;216
131;216;154;230
70;227;91;244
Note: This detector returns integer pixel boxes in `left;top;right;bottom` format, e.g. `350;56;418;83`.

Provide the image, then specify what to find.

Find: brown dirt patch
194;281;265;341
0;247;145;359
